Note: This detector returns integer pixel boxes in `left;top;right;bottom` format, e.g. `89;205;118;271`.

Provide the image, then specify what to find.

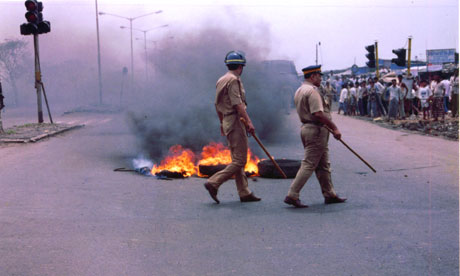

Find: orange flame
149;142;260;178
150;145;197;177
199;142;232;166
198;142;260;177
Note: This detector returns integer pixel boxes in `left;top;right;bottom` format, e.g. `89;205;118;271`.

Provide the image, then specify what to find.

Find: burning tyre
198;164;227;177
257;159;301;178
198;164;258;177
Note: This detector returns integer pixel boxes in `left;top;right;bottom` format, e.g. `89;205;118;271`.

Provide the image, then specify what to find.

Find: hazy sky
0;0;458;71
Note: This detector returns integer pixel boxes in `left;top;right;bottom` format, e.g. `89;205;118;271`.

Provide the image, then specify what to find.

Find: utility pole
129;19;134;87
375;41;379;79
143;31;148;83
95;0;103;105
98;10;162;90
123;24;168;84
315;42;320;65
407;36;412;76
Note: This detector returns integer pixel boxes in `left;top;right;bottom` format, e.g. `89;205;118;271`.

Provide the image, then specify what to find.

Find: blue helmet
225;51;246;66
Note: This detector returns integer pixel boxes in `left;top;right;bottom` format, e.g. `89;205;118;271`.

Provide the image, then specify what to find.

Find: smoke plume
126;26;298;161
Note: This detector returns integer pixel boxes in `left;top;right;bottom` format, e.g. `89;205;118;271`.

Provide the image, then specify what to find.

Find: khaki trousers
207;125;252;197
287;124;337;200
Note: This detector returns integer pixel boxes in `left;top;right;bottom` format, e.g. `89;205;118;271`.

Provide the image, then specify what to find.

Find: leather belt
302;120;323;126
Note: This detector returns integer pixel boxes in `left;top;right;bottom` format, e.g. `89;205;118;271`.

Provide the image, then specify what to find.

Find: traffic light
20;0;50;35
392;48;406;67
365;44;376;68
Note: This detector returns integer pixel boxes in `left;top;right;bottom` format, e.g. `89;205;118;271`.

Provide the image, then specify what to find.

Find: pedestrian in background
397;75;406;119
324;81;336;107
440;76;451;115
348;82;357;116
376;77;389;115
357;81;366;116
334;76;342;102
338;83;348;115
431;74;446;121
387;79;402;119
450;69;459;117
368;79;379;117
414;79;431;120
284;65;346;208
204;51;261;204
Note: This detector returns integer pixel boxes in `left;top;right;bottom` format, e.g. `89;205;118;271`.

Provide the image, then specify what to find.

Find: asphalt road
0;108;458;276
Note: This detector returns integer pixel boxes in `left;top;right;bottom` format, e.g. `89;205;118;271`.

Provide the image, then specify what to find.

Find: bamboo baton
323;125;377;173
240;118;287;178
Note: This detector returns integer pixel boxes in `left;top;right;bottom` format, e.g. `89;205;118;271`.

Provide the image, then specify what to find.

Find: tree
0;39;28;106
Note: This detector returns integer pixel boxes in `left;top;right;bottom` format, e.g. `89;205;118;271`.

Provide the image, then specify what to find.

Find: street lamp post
98;10;162;87
122;24;168;83
95;0;103;105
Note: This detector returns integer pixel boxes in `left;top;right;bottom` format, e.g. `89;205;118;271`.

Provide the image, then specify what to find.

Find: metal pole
144;31;148;83
375;41;379;78
34;34;43;123
129;19;134;88
315;43;318;65
40;82;53;124
407;37;412;76
95;0;103;105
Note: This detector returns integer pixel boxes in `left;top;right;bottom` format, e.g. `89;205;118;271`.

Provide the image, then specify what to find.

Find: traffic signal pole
34;34;44;123
95;0;103;105
375;41;379;79
407;37;412;76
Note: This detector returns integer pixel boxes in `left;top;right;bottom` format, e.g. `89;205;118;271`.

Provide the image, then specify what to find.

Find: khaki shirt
323;85;335;104
215;71;246;135
294;80;331;124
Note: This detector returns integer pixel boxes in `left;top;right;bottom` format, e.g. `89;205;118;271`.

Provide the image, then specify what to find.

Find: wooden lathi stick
240;118;287;178
324;125;377;173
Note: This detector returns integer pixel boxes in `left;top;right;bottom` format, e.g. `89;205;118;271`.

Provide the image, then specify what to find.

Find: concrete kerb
0;124;85;143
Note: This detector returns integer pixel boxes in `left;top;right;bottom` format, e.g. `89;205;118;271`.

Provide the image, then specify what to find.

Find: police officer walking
284;65;347;208
204;51;261;204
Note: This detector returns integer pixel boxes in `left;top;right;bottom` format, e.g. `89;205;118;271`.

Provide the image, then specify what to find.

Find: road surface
0;108;458;276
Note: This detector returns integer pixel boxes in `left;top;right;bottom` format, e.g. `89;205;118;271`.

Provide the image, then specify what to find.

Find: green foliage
0;39;28;81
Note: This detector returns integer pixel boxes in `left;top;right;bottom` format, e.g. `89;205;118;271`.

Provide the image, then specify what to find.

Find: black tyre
155;170;186;178
198;164;227;177
257;159;301;178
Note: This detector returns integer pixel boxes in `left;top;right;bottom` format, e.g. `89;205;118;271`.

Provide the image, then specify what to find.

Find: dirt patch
0;123;83;143
350;115;459;140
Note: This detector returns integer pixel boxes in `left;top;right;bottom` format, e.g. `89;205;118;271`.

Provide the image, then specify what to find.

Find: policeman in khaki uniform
284;65;347;208
204;51;261;204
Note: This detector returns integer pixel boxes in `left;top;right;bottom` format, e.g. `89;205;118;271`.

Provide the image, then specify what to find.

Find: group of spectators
321;69;459;121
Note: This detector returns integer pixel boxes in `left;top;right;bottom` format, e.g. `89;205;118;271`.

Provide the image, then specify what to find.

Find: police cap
302;65;323;76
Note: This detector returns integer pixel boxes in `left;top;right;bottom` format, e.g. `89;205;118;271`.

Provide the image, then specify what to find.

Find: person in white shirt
374;77;387;115
338;83;348;115
348;82;357;116
357;81;367;116
415;79;432;120
440;78;451;114
432;74;445;121
450;70;459;117
386;79;402;119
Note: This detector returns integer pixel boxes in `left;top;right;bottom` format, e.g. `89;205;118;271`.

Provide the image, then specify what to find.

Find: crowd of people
321;69;459;121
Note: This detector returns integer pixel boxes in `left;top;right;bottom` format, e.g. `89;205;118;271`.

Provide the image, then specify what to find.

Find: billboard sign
426;49;456;64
